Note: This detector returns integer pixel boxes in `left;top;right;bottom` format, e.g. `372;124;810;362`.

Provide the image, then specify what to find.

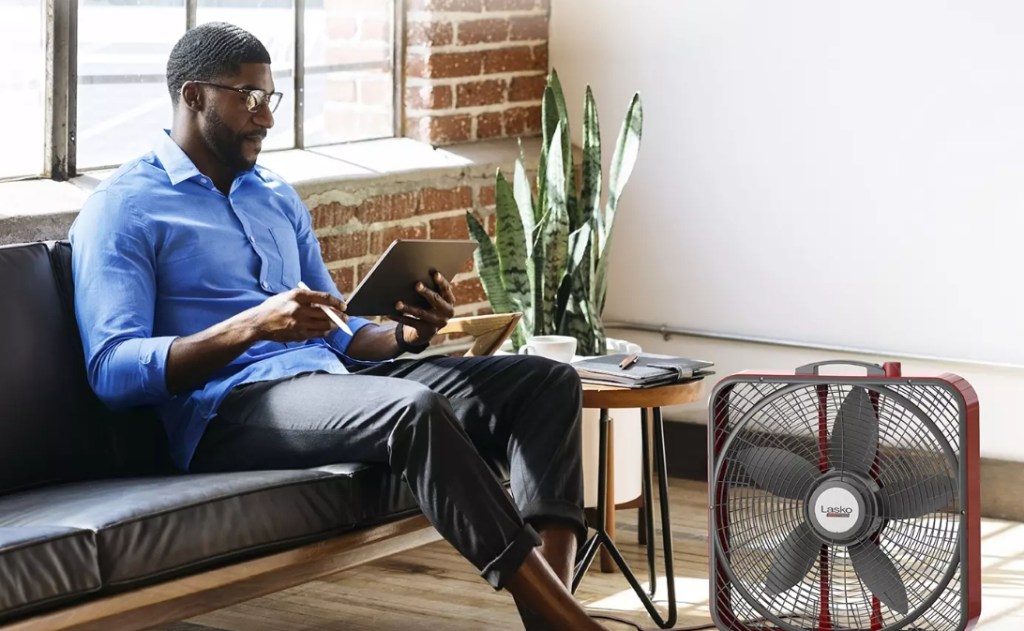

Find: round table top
581;379;705;409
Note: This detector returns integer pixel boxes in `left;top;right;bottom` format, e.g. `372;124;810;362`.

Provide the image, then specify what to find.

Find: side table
574;379;704;629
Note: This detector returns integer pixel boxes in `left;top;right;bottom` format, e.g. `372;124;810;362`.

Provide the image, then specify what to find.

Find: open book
573;353;714;388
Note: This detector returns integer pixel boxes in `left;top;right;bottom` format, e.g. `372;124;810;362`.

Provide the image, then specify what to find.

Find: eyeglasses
187;81;283;113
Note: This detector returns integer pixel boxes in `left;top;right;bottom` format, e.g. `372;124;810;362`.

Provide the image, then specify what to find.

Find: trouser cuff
521;499;588;548
480;523;543;590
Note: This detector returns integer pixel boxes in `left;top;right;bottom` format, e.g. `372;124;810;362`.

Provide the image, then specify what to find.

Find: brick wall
405;0;549;145
300;175;501;329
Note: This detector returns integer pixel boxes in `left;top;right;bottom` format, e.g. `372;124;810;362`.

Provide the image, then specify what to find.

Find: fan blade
736;447;819;499
766;521;820;596
829;387;879;475
849;540;909;615
880;474;956;518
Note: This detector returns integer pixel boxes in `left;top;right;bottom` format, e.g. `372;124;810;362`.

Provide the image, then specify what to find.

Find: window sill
0;136;541;245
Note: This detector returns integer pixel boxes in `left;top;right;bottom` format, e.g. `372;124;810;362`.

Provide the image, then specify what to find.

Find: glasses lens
246;90;264;113
267;91;282;113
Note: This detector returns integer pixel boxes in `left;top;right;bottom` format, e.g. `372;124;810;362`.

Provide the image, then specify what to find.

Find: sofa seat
0;526;100;620
0;464;418;592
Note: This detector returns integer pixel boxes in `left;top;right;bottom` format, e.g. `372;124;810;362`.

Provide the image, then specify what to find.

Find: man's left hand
392;271;456;347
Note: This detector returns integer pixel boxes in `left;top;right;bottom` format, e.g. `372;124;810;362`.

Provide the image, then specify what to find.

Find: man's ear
179;82;204;111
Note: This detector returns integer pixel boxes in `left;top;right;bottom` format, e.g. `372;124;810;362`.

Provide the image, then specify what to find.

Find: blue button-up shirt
70;131;375;471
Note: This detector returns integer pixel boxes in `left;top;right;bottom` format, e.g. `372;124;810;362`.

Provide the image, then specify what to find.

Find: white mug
518;335;578;363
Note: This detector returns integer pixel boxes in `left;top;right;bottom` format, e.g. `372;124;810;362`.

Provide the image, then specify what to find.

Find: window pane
0;1;44;179
197;0;295;151
77;1;184;170
304;1;394;146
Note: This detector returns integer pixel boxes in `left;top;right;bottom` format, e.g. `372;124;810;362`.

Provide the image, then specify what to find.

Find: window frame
40;0;403;181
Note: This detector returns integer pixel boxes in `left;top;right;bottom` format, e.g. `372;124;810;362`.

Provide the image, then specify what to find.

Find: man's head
167;22;278;173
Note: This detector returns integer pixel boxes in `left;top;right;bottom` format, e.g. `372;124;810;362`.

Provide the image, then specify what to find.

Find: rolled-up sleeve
70;190;176;408
291;196;374;354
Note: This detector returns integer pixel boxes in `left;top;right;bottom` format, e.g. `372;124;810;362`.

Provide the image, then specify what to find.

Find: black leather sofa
0;240;440;630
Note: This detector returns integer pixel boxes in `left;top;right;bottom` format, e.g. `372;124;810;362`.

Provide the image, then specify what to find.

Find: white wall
551;1;1024;460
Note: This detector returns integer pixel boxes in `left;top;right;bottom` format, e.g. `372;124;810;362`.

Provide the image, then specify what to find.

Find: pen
297;281;353;336
619;352;639;369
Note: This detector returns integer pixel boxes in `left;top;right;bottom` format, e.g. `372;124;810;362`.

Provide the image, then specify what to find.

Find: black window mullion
45;0;77;181
294;0;305;149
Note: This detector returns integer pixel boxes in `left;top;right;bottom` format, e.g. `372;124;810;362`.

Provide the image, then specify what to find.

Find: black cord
589;613;717;631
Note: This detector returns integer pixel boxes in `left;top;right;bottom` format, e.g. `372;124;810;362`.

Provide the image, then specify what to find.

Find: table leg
600;419;616;573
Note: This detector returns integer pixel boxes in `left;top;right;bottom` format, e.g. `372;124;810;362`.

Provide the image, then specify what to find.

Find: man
70;22;608;631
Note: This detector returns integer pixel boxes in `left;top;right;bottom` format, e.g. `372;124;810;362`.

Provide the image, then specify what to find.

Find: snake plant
466;69;643;355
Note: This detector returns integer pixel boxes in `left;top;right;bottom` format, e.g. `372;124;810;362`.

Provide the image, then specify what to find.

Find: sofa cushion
0;242;117;494
0;465;419;589
0;526;100;622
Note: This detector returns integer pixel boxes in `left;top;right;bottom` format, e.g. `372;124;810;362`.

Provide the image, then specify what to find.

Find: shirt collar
152;129;267;186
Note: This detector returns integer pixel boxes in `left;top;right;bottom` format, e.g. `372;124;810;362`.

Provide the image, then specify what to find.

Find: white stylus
297;281;353;336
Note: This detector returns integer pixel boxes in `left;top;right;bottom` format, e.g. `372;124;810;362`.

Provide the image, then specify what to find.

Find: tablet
344;239;478;317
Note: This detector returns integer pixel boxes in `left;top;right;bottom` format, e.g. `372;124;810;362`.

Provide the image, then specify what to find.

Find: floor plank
158;479;1024;631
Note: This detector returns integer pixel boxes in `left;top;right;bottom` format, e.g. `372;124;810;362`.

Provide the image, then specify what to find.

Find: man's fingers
395;300;446;328
432;271;457;305
414;281;455;319
294;287;347;312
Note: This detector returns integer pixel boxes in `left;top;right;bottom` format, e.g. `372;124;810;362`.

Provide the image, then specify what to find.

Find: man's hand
249;288;348;343
391;271;456;346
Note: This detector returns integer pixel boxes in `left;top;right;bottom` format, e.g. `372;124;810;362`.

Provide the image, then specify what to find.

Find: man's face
199;62;276;173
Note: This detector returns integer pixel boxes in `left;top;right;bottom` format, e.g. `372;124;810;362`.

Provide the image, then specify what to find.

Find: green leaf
465;211;514;316
555;225;591;330
542;123;570;332
596;92;643;315
494;170;533;332
547;70;579;232
580;86;602;298
512;156;542;335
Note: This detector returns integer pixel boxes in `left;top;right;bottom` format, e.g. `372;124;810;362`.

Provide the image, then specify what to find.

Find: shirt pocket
268;226;301;290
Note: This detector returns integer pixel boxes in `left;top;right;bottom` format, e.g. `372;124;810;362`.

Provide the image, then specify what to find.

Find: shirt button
261;281;270;291
248;235;255;243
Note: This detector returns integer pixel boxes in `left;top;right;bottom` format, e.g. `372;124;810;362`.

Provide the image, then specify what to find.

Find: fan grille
711;380;964;631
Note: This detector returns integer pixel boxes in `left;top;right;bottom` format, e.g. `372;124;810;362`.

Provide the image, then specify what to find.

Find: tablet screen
344;239;478;317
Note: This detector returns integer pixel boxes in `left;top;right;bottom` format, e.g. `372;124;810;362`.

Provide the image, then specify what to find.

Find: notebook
573;353;714;388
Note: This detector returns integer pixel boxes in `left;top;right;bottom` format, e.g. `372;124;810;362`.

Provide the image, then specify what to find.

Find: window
5;0;398;180
0;1;45;179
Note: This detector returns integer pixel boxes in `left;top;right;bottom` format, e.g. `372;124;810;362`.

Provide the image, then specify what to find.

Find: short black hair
166;22;271;106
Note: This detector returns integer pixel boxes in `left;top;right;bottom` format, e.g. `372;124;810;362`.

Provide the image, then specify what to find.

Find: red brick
361;17;390;42
482;46;538;74
503;105;541;135
329;266;356;293
430;215;472;240
476;112;503;138
311;201;358;230
476;305;494;316
508;74;545;102
355;192;421;223
326;0;389;11
408;0;483;10
460;255;476;274
483;0;538;9
327;16;358;39
360;76;391;105
458;18;509;45
328;43;390;65
327;78;358;103
407;115;473;144
422;186;474;213
456;79;507;107
509;15;547;40
478;185;497;207
407;21;453;46
406;85;453;110
407;52;483;79
486;213;496;236
453;277;488;306
357;260;376;284
532;43;548;69
371;223;429;252
321;231;369;262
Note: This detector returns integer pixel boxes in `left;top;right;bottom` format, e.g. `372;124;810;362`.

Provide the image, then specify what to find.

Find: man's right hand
248;288;348;343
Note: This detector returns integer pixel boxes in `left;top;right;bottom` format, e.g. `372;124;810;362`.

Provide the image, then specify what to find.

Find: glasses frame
187;80;284;114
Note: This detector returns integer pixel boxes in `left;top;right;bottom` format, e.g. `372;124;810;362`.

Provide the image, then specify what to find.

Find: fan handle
795;360;886;376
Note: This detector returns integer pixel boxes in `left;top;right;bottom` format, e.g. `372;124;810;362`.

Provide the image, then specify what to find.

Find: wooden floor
157;479;1024;631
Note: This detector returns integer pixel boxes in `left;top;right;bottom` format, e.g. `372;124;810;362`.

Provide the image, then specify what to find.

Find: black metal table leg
573;407;677;629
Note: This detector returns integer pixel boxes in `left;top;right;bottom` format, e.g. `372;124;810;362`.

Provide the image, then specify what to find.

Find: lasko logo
822;506;854;518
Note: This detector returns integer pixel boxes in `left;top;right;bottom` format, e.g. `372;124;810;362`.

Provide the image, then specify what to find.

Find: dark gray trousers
190;354;586;589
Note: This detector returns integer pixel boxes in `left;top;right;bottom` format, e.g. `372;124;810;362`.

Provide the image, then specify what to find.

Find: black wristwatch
395;322;430;354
